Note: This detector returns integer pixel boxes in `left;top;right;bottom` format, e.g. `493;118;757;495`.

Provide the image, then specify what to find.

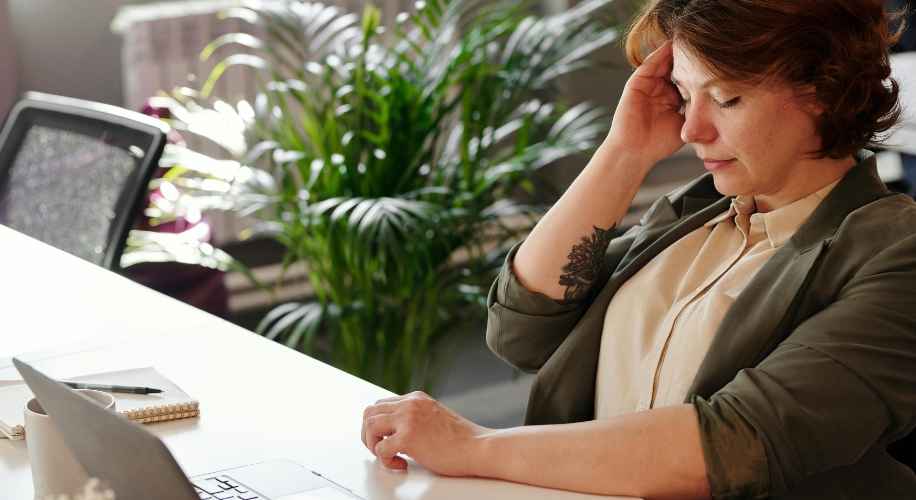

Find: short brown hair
625;0;903;159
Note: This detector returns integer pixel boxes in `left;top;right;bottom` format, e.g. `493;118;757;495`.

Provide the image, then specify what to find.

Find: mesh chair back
0;93;168;269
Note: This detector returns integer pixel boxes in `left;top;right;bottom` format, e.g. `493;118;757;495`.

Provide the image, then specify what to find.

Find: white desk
0;226;628;500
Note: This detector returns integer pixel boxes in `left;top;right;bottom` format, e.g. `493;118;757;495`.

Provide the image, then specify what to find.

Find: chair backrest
0;92;168;270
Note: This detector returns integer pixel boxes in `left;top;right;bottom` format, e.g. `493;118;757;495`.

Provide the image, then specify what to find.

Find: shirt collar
757;180;840;248
702;180;841;248
703;194;755;228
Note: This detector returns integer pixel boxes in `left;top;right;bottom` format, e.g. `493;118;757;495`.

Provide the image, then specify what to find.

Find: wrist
469;428;502;478
594;139;656;177
585;142;654;195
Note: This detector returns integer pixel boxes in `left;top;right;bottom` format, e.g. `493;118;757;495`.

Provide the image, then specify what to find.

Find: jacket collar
610;175;731;283
790;151;888;253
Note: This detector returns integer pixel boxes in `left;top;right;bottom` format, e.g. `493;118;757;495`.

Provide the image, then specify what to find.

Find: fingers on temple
375;434;409;470
640;41;674;77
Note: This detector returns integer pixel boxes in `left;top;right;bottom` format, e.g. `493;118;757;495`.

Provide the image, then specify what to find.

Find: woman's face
670;43;827;204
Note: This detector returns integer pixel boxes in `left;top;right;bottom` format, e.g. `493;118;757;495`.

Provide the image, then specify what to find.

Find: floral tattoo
559;225;616;300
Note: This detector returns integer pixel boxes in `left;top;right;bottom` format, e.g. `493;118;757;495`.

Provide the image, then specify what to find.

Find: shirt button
637;404;646;411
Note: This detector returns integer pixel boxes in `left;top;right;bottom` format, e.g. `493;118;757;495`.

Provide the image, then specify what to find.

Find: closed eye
716;97;741;108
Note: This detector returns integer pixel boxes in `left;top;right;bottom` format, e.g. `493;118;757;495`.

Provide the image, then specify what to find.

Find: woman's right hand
604;41;686;168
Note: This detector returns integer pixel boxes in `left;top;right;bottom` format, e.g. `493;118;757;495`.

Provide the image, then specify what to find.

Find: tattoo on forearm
559;225;616;300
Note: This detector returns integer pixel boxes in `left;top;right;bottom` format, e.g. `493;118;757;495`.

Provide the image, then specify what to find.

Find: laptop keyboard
192;475;267;500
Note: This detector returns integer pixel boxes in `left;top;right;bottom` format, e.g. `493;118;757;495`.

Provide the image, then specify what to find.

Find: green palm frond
258;300;323;349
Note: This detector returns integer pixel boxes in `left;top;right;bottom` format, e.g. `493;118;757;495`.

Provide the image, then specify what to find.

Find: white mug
24;389;116;500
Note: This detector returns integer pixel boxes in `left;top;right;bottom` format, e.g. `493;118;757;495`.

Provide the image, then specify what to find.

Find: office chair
0;92;169;270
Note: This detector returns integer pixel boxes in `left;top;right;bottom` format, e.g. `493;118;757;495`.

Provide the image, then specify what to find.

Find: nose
680;104;718;144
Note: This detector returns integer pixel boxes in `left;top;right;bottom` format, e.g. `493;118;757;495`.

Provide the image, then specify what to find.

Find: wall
6;0;160;107
0;0;18;119
3;0;636;117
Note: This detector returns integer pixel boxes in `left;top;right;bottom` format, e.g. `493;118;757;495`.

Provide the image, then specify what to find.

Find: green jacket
486;154;916;499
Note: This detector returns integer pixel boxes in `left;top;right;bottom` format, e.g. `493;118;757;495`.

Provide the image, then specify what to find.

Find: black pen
58;381;163;394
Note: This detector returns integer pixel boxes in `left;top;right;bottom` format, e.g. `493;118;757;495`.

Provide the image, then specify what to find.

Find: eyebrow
670;75;716;90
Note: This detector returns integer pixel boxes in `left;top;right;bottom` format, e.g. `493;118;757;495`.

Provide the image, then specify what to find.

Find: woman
361;0;916;498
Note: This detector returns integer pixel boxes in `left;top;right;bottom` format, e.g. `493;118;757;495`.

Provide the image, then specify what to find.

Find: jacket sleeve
486;224;642;373
693;233;916;499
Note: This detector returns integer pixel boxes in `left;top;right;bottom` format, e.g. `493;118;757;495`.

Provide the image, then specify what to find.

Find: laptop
14;358;363;500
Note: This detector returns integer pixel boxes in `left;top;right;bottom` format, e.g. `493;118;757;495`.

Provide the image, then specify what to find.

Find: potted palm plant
122;0;631;394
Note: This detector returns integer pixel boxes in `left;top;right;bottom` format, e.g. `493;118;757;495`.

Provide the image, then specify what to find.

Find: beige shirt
594;180;839;419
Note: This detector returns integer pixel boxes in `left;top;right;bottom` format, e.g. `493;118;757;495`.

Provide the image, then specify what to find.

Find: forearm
474;404;711;499
513;142;653;300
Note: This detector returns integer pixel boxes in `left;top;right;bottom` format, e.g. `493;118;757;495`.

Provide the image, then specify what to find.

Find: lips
702;158;736;171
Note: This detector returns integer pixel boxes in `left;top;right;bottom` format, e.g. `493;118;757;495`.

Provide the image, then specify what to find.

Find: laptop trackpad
206;460;350;498
277;487;357;500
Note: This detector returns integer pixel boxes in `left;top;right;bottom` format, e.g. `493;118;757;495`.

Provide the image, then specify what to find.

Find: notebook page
0;381;32;439
68;367;199;421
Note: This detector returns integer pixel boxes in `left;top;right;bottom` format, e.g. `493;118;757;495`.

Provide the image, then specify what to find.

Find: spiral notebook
0;367;199;440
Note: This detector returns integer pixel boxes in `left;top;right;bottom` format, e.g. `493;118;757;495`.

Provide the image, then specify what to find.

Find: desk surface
0;225;629;500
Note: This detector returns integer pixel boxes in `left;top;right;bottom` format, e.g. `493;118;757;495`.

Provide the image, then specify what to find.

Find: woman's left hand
361;391;490;475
